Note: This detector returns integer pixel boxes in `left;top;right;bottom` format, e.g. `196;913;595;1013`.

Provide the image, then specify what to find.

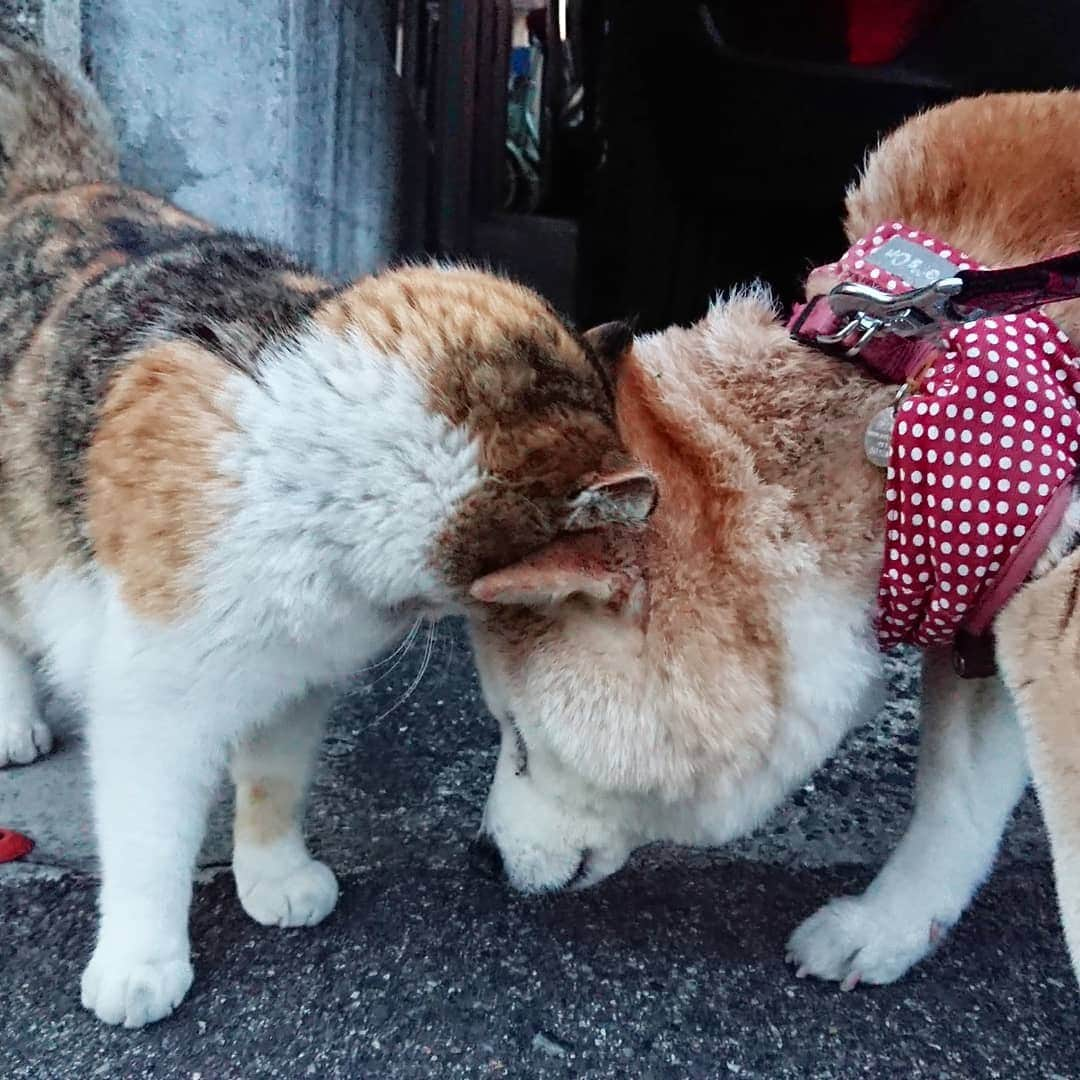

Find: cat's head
316;265;657;609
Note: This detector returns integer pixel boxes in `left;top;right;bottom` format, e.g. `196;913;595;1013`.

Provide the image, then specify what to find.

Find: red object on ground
0;828;33;863
845;0;941;64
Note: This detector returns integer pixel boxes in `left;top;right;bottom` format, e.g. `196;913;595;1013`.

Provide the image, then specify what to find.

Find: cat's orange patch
148;197;212;233
313;266;594;421
0;181;109;228
279;270;330;294
310;265;620;586
0;183;213;236
233;777;297;846
86;341;236;620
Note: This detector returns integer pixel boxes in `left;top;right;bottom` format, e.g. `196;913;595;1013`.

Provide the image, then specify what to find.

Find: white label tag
865;237;957;288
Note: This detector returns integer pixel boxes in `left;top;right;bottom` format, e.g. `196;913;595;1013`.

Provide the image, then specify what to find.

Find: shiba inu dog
468;91;1080;991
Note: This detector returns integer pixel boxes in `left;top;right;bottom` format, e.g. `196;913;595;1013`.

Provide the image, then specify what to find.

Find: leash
789;227;1080;678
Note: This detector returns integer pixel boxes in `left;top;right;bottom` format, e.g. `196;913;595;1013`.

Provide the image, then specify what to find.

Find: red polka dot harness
790;223;1080;676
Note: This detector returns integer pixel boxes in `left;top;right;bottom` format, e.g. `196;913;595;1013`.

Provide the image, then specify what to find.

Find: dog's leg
787;648;1028;988
80;687;224;1028
996;547;1080;989
0;629;49;767
231;687;339;928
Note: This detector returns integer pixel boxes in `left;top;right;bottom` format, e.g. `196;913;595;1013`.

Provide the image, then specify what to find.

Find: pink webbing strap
789;293;938;383
950;479;1076;679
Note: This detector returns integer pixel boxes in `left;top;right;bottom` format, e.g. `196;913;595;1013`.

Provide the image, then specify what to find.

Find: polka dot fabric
844;224;1080;648
832;221;979;289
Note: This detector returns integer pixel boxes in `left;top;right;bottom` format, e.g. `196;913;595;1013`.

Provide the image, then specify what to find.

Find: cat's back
0;182;211;378
0;172;338;582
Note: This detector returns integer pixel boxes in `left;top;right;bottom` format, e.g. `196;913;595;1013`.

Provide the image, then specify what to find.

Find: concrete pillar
1;0;78;65
80;0;409;279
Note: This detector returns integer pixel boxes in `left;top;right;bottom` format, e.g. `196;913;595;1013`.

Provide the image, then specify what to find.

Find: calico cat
0;38;654;1026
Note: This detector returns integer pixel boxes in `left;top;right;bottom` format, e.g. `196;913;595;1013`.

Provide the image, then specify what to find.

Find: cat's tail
0;34;118;205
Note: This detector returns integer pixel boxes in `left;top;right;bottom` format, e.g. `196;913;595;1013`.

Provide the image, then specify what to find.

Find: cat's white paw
786;894;948;990
0;710;52;767
81;946;194;1028
237;856;339;927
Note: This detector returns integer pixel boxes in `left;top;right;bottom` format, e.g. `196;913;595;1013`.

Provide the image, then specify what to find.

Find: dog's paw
0;711;52;767
786;895;948;990
81;947;193;1028
236;856;339;928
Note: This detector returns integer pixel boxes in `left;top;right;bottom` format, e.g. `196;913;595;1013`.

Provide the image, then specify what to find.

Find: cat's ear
584;319;635;372
470;532;631;608
565;467;657;532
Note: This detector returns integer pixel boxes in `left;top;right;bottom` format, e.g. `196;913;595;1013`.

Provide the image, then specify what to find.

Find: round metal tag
864;406;894;469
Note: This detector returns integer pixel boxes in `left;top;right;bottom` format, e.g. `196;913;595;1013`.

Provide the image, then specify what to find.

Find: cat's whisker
372;619;436;724
363;622;423;689
359;616;423;679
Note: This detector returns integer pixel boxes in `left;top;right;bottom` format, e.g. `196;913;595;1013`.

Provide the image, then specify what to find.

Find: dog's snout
469;835;505;882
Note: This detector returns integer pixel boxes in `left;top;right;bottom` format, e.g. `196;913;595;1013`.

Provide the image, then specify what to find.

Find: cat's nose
468;835;505;882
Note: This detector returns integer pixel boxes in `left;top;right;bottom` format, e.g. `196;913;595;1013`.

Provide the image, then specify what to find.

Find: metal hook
815;312;885;356
826;276;964;341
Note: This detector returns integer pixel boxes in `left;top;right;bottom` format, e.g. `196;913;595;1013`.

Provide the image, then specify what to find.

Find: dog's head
465;292;882;893
465;89;1080;893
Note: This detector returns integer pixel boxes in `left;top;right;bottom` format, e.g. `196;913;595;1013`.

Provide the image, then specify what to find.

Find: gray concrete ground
1;623;1077;1079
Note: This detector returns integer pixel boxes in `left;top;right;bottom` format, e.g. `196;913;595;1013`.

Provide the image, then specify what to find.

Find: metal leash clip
818;276;965;356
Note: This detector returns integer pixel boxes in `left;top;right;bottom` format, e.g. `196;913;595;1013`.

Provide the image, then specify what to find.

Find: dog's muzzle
468;835;505;882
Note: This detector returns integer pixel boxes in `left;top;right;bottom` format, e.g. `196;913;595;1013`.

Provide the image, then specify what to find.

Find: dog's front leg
787;648;1028;988
996;547;1080;990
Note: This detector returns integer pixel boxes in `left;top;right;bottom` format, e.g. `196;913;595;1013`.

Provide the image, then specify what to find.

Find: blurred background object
414;0;1080;331
10;1;1080;328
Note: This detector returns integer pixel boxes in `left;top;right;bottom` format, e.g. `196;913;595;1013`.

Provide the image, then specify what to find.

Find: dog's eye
509;716;528;777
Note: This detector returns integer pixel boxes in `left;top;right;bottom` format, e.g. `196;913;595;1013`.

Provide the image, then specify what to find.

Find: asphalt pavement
2;623;1077;1079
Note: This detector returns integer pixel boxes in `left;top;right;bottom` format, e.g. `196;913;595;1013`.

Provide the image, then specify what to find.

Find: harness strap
788;229;1080;679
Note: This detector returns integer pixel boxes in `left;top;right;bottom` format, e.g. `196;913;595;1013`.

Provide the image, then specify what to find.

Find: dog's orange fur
857;97;1080;983
470;91;1080;985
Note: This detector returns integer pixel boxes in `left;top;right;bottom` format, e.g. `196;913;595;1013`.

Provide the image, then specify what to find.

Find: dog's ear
470;466;655;607
565;467;657;532
470;532;631;608
583;319;635;373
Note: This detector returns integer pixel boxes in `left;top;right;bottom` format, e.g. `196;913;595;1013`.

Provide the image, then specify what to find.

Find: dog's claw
840;971;861;992
795;965;809;979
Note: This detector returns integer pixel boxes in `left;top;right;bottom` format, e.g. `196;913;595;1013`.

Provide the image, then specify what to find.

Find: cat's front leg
80;685;224;1028
231;687;339;927
0;630;51;767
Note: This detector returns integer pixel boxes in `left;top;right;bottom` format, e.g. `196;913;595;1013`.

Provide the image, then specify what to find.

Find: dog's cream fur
468;91;1080;990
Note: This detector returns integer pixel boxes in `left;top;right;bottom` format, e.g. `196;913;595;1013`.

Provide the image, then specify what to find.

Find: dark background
411;0;1080;331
